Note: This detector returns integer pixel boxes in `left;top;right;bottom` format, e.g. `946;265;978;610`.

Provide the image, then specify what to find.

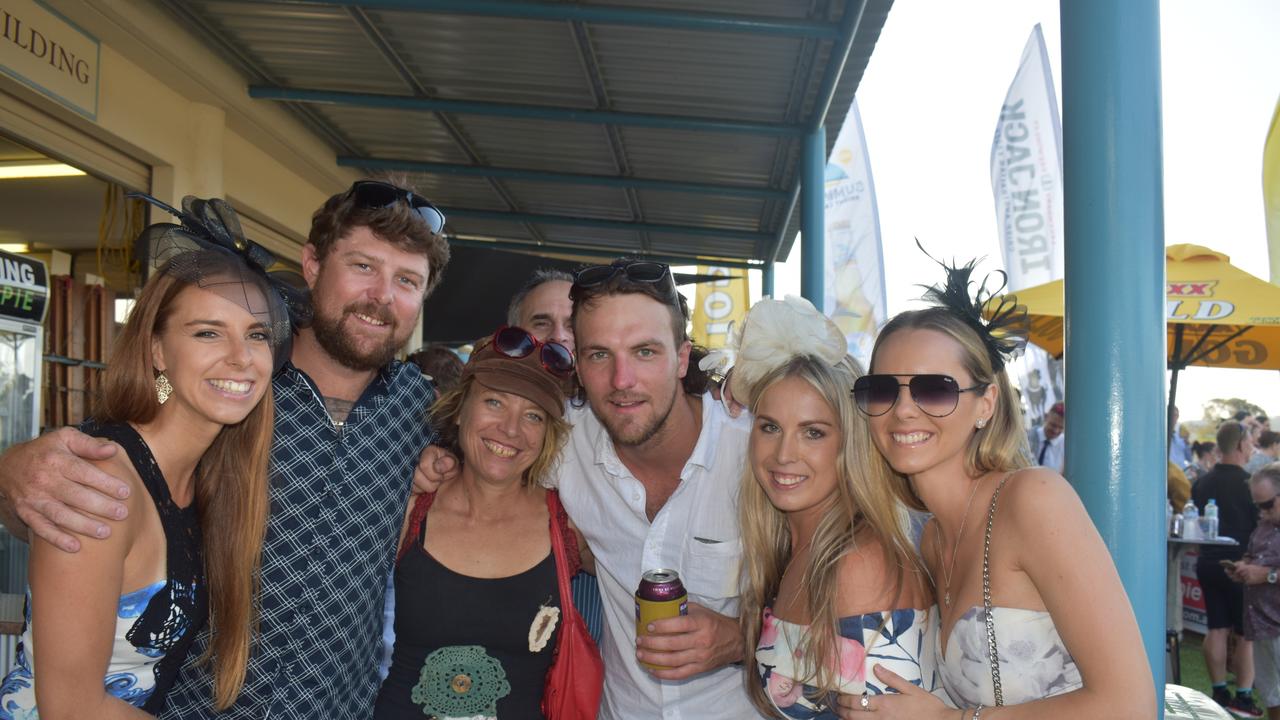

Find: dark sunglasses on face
492;326;575;377
569;261;676;301
1258;497;1278;512
346;180;446;235
852;374;990;418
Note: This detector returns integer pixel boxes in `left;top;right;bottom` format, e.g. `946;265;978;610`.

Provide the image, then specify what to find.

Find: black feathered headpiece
129;192;313;372
916;241;1029;370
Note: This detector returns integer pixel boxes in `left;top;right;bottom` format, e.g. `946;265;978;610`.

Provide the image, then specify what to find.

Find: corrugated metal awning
158;0;893;267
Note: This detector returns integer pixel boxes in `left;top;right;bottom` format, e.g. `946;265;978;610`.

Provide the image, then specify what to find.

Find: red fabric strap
396;491;435;564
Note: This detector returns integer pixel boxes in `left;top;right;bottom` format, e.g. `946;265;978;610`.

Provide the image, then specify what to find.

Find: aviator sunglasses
492;326;575;377
346;180;447;235
569;261;676;301
1257;496;1278;512
852;374;990;418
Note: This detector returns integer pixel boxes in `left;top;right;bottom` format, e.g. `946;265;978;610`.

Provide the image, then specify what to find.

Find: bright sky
769;0;1280;422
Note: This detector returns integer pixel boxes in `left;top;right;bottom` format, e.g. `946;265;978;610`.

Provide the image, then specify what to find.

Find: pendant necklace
935;477;983;608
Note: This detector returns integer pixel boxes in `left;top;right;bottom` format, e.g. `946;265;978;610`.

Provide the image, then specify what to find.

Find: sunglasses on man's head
346;180;446;235
492;326;574;377
569;261;676;302
1258;496;1278;512
852;374;989;418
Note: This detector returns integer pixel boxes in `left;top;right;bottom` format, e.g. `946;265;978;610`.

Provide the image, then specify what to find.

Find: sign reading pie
0;0;99;119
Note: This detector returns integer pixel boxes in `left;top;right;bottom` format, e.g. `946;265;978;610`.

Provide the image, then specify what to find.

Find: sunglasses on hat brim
491;326;574;377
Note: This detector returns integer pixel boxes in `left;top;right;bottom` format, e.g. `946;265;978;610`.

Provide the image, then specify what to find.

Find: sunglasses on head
569;261;676;301
1258;497;1277;512
852;374;989;418
492;326;574;377
346;180;446;235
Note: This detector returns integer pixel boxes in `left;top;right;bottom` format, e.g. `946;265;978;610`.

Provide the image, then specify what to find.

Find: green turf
1176;631;1212;693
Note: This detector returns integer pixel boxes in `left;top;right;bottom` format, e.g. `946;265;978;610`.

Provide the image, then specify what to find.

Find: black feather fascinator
916;241;1029;370
129;192;313;372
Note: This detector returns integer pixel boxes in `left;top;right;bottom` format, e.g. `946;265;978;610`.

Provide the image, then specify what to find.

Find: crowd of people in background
1171;404;1280;719
0;178;1163;720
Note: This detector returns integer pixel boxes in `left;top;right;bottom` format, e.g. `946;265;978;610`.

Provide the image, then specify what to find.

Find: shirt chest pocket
682;537;743;601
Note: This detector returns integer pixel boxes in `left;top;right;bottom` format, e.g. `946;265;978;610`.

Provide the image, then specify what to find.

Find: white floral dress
754;606;945;718
938;606;1082;707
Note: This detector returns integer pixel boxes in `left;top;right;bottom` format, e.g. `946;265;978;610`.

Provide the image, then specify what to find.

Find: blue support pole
1060;0;1166;707
800;127;826;305
761;263;775;299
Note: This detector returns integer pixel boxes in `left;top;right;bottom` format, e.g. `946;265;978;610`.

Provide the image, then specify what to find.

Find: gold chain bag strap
981;473;1015;706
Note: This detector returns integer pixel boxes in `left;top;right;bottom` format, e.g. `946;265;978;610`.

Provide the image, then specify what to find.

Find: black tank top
373;494;562;720
90;421;208;714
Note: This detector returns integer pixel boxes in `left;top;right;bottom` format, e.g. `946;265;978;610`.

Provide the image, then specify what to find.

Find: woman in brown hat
374;326;595;720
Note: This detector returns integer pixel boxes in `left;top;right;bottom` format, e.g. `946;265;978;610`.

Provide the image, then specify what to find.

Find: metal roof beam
448;235;761;270
271;0;840;39
338;156;789;201
446;208;769;243
247;87;805;137
766;0;870;262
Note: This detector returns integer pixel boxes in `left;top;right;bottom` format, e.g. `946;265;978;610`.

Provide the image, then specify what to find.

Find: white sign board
0;0;99;119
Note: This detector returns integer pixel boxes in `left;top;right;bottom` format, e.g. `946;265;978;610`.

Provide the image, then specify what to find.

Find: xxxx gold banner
690;266;749;349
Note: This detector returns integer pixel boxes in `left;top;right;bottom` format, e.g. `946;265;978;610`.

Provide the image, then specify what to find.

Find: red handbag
541;490;604;720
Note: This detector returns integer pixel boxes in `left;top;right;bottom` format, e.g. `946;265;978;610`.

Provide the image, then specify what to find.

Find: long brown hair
739;356;928;716
96;249;273;710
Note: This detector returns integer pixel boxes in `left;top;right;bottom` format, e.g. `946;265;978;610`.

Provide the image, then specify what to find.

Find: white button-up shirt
556;394;763;720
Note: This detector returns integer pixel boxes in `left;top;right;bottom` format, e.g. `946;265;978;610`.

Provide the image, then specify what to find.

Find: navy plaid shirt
162;361;434;720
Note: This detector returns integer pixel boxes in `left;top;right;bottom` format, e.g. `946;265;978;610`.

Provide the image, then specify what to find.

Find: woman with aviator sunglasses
373;327;597;720
837;259;1152;719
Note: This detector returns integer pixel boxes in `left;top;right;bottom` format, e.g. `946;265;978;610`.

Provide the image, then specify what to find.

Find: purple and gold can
635;569;688;669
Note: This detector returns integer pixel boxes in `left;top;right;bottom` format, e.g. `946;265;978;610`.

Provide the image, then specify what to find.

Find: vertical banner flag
1265;95;1280;284
823;99;886;365
691;267;749;349
991;24;1066;433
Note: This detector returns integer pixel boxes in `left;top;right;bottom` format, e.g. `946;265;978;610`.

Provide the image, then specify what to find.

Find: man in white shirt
562;259;758;719
1027;401;1066;474
423;259;760;718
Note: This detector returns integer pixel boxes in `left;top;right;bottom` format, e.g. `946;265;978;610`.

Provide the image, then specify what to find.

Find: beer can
635;569;688;669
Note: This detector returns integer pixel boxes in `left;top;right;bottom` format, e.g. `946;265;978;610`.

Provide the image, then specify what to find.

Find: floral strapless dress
755;606;946;718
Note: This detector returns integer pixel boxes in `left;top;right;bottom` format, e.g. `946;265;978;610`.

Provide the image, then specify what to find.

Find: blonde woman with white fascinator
731;296;944;719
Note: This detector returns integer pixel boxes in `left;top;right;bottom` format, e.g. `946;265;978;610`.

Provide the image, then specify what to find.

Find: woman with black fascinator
0;197;289;718
837;253;1153;719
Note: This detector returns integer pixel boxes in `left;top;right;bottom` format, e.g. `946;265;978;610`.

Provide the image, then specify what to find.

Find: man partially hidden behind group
0;178;450;719
1228;463;1280;720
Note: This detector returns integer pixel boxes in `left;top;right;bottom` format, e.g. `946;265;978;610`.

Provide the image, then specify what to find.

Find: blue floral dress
755;606;945;718
0;423;206;718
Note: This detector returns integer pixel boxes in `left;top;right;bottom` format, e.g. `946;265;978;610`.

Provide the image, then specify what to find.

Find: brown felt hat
460;335;569;418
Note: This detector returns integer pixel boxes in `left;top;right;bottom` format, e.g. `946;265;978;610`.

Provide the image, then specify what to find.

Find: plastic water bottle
1167;501;1175;537
1205;499;1219;540
1183;500;1201;541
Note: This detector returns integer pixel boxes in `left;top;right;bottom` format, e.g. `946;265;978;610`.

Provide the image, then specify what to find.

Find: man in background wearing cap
0;179;450;720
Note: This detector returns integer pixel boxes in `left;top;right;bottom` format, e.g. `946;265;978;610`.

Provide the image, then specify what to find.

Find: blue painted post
762;263;775;299
1060;0;1166;707
800;127;826;305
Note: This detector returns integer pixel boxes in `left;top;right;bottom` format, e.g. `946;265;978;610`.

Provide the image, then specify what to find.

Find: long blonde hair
871;308;1030;477
96;249;272;710
740;355;928;716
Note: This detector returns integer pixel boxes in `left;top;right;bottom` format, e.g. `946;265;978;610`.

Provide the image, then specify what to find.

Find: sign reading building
0;0;99;119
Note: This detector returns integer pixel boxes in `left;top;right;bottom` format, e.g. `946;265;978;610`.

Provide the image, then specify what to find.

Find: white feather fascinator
724;295;846;405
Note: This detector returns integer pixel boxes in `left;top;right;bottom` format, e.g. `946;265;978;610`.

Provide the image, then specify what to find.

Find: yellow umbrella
1004;243;1280;444
1013;243;1280;371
